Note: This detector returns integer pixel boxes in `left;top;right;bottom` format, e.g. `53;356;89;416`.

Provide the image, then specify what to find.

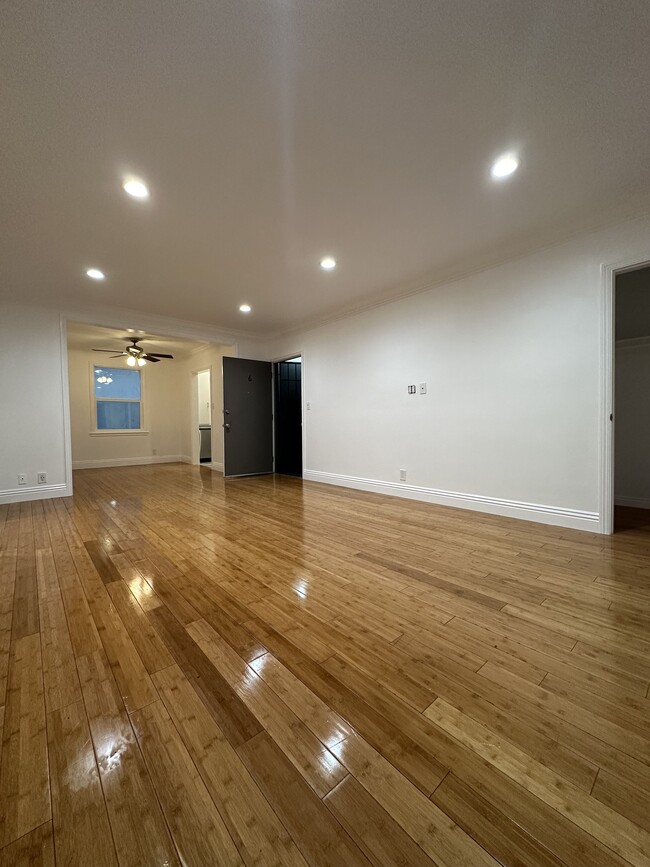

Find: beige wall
68;348;187;468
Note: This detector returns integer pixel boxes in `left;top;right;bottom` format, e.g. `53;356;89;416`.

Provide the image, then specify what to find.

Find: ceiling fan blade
109;354;125;358
93;349;122;353
147;353;174;359
142;354;161;362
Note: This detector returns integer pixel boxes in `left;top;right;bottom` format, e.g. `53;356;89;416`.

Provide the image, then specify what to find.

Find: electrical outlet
17;474;27;486
419;382;427;394
399;469;406;482
37;472;47;485
408;385;416;394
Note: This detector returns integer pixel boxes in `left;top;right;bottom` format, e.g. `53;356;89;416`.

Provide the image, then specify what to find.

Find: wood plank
238;731;372;866
148;605;262;747
106;579;173;673
325;775;438;867
330;732;498;866
84;540;122;585
424;697;650;867
152;663;310;867
47;700;117;866
188;618;348;796
131;699;243;867
0;633;50;847
39;590;82;712
88;591;158;713
76;649;180;867
0;822;54;867
249;651;355;749
244;618;448;795
592;769;650;834
431;773;564;867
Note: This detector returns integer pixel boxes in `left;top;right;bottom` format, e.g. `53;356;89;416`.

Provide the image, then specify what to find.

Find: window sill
90;430;150;437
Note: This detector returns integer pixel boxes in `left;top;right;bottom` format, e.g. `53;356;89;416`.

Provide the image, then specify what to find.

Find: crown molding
263;205;650;342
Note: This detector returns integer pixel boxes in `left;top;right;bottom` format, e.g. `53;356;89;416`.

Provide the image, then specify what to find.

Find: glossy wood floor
1;465;650;866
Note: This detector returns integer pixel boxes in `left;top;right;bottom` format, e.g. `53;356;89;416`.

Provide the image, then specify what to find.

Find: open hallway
1;464;650;866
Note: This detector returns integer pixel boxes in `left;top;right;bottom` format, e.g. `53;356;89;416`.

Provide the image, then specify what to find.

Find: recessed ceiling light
320;256;336;271
86;268;105;280
490;153;519;180
122;178;149;199
239;304;252;313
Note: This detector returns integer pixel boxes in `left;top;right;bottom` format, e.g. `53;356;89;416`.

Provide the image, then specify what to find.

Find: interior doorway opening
191;368;212;465
274;356;302;477
613;265;650;532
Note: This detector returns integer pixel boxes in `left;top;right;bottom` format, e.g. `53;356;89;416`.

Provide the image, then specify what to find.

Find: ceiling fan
92;337;174;367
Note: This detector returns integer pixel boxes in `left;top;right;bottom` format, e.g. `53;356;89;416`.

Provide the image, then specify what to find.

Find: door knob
223;423;231;430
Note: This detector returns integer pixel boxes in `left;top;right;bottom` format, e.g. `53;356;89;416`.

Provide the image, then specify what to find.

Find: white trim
59;316;74;499
303;470;599;532
615;496;650;509
208;461;223;472
72;455;187;469
0;483;71;506
89;430;150;437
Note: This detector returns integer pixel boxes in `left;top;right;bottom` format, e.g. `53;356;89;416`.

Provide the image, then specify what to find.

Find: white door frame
599;256;650;534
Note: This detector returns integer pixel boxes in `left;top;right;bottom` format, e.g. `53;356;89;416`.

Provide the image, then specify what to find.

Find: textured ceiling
2;1;650;335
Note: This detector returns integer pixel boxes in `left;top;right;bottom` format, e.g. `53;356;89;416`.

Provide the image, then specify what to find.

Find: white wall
615;342;650;508
68;348;187;468
262;214;650;530
0;305;71;503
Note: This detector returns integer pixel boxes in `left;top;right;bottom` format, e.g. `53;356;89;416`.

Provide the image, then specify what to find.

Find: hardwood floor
1;464;649;866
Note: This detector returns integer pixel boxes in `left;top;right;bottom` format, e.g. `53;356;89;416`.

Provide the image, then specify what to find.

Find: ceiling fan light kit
92;336;175;365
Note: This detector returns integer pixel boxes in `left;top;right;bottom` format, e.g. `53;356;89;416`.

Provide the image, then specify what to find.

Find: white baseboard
208;461;223;472
615;496;650;510
303;470;599;532
72;455;187;470
0;482;71;505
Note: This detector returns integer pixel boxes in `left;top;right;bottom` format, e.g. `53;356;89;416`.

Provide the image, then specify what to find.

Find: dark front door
274;359;302;476
223;357;273;477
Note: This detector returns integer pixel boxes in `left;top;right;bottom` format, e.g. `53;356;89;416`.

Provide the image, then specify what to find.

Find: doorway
274;356;302;477
613;265;650;531
192;368;212;465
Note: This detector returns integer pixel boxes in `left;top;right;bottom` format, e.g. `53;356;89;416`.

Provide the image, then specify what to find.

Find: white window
93;366;143;431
